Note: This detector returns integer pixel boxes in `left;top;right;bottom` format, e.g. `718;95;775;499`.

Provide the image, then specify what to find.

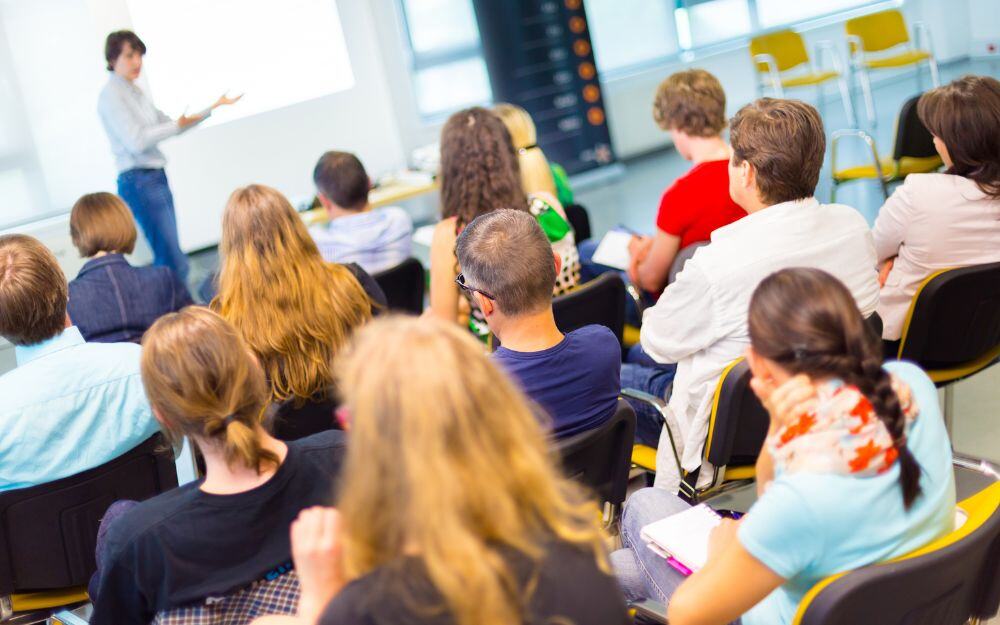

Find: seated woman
874;74;1000;347
89;307;347;625
254;316;630;625
428;107;579;334
67;192;192;342
611;268;955;625
212;184;382;440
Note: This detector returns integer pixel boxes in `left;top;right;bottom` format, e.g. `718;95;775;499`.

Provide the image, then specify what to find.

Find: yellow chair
750;29;856;127
846;9;940;127
830;93;942;201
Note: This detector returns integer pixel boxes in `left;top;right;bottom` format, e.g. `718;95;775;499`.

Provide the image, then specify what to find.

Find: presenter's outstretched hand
177;113;204;129
212;92;244;109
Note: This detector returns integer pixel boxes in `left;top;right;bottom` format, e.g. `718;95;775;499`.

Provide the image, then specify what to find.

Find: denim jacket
67;254;193;343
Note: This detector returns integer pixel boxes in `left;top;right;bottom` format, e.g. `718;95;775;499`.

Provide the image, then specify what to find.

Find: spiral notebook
639;504;722;574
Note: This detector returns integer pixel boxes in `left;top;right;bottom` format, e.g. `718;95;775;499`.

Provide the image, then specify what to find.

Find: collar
15;326;85;366
78;253;129;276
712;197;819;242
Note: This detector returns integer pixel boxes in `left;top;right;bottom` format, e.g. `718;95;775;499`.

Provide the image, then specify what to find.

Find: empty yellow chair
846;9;940;126
750;29;856;127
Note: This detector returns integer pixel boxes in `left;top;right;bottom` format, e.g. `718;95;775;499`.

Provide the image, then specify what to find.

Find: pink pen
666;557;692;576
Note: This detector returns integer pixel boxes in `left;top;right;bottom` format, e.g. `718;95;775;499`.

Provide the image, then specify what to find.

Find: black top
90;430;347;625
319;539;630;625
68;253;193;343
269;389;341;441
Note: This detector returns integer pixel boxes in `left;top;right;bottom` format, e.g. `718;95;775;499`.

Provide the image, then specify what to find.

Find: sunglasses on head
455;273;496;301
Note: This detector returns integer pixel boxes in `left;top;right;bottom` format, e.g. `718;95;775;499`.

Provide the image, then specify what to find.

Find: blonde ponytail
493;103;558;198
141;306;277;473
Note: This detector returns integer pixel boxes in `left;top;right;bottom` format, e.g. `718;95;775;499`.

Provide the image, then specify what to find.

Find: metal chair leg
928;56;941;88
858;66;877;127
838;75;858;128
944;384;955;439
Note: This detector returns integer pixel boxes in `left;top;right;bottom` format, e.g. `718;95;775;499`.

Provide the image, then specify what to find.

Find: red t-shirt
655;160;746;249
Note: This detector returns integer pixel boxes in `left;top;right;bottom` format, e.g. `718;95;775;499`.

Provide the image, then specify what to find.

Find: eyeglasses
455;273;496;301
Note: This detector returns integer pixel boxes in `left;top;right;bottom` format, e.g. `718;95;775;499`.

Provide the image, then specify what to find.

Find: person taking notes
97;30;240;282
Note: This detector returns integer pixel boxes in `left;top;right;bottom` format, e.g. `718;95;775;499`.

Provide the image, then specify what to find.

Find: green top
550;162;574;207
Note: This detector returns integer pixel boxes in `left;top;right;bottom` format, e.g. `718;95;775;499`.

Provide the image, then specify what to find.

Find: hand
291;507;345;620
878;257;895;287
213;92;244;109
626;235;652;287
177;113;205;129
707;517;740;563
752;374;817;428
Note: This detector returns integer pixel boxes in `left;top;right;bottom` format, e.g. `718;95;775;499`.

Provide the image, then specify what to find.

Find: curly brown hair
440;107;526;228
652;69;727;137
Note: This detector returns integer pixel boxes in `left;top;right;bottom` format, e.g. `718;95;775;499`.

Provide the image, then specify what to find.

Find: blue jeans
578;238;650;327
89;499;140;599
610;488;742;624
621;345;677;446
118;168;189;282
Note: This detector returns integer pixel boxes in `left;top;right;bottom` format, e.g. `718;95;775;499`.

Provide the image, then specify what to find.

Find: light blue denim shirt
97;73;207;172
0;326;161;492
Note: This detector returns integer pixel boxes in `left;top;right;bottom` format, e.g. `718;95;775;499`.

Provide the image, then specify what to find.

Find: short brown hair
918;75;1000;199
70;192;137;257
104;30;145;72
313;151;370;210
455;209;555;316
652;69;727;137
0;235;67;346
730;98;825;205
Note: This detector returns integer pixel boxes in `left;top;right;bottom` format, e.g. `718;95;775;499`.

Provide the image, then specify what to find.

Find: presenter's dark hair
313;151;370;210
105;30;146;71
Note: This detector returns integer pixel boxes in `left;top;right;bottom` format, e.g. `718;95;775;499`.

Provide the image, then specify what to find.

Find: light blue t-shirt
0;327;161;491
308;206;413;275
739;361;956;625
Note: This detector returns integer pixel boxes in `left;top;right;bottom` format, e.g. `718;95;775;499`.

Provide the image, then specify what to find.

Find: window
676;0;754;49
584;0;679;73
398;0;492;118
756;0;876;29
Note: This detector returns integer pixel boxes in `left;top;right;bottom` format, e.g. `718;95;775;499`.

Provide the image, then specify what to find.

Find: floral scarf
768;376;919;477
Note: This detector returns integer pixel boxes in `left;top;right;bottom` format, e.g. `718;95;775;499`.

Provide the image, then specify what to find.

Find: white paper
591;229;633;271
639;504;722;572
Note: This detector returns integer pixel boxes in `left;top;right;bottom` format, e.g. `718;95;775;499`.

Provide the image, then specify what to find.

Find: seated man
623;98;880;493
455;209;620;438
0;234;160;492
309;150;413;274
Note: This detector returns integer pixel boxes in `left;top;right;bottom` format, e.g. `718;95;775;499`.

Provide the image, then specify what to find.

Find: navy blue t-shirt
494;325;621;438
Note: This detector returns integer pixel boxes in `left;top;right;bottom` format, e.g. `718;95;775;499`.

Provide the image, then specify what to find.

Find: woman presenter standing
98;30;240;283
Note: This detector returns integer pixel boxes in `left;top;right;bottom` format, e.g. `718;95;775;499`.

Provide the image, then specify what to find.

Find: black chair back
667;241;709;285
798;485;1000;625
373;257;425;315
898;263;1000;369
555;400;636;510
0;434;178;594
704;359;770;469
564;203;592;242
892;93;938;161
552;272;626;346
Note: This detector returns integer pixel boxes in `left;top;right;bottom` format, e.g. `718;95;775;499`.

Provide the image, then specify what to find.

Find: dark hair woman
609;268;955;625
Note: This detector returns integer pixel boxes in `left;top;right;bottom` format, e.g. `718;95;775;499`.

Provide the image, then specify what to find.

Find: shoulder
290;429;348;454
380;206;413;226
883;361;938;415
821;202;871;230
432;217;458;244
568;325;619;351
103;486;199;558
77;340;143;367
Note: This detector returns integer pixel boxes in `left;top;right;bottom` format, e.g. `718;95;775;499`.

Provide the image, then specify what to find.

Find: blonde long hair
212;184;372;404
334;316;609;625
141;307;277;472
494;103;558;199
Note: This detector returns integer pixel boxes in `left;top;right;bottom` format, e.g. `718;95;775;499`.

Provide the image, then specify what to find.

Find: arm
667;522;786;625
633;230;681;294
871;183;914;264
427;220;461;323
639;262;718;364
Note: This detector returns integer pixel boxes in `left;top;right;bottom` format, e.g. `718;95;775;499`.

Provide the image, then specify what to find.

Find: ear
151;406;170;430
746;346;767;380
553;251;562;278
316;192;334;210
474;291;495;318
740;159;755;193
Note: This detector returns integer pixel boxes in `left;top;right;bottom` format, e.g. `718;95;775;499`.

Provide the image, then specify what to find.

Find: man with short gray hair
456;209;620;437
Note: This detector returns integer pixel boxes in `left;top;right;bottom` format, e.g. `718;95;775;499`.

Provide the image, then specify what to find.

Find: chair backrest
372;257;425;315
554;399;636;510
750;29;809;73
704;359;770;469
892;93;939;161
795;482;1000;625
552;272;626;346
0;434;178;594
846;9;910;53
898;263;1000;369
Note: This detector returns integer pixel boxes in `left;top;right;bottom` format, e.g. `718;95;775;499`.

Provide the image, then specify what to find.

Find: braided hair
748;268;922;508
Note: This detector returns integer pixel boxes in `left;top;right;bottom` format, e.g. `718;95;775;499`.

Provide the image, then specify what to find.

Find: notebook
639;504;722;574
590;229;633;270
